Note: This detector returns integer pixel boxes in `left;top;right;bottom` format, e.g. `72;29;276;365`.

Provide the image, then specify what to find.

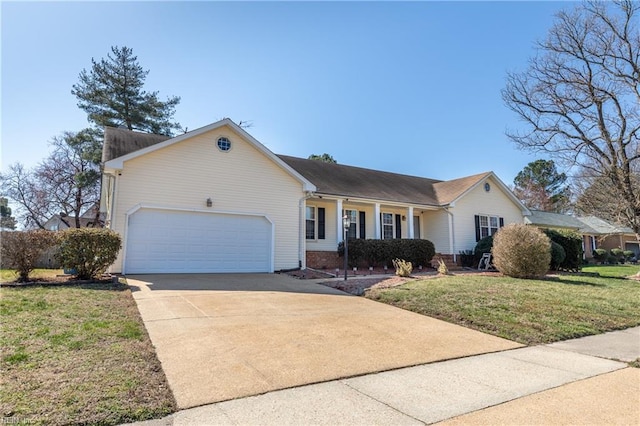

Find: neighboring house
578;216;639;258
43;204;103;231
525;210;598;259
524;210;640;259
101;119;530;274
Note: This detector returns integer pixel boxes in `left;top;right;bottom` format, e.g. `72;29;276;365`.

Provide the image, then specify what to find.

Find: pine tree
0;197;17;230
72;46;182;135
308;153;337;164
513;160;571;213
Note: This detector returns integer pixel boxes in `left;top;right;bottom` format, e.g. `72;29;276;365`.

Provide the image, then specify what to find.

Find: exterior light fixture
343;214;351;281
206;198;213;207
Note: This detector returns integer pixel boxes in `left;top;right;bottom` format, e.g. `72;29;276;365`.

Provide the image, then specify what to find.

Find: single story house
101;119;531;274
578;216;639;258
524;210;640;259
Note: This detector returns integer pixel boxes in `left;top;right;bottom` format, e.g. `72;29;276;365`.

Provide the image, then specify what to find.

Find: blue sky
2;1;569;184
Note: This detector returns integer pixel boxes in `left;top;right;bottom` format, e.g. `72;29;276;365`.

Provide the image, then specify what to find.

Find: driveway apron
127;274;521;409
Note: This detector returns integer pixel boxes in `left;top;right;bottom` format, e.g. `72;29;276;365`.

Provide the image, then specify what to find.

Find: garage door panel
125;209;272;273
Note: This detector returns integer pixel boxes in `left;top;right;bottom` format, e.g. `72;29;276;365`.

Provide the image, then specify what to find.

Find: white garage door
125;209;272;274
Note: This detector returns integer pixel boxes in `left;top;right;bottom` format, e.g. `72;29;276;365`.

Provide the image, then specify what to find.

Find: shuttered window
475;214;504;241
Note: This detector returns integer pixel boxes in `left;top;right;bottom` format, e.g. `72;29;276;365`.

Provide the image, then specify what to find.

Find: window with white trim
306;206;316;240
344;209;358;239
479;215;499;238
382;213;395;239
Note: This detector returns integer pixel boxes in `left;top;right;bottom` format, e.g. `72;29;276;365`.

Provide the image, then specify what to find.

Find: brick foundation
306;251;342;270
430;253;461;270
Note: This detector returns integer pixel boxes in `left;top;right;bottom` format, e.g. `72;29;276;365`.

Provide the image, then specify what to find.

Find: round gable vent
217;137;231;152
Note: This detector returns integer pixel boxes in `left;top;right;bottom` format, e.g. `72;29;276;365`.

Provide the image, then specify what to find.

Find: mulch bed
318;276;413;295
0;275;115;288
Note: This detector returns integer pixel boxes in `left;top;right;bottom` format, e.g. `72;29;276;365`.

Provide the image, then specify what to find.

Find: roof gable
432;172;490;205
103;119;316;192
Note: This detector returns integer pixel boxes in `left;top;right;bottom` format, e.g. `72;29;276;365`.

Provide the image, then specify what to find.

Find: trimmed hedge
56;228;122;280
593;248;608;263
338;239;435;268
550;241;566;270
543;229;583;271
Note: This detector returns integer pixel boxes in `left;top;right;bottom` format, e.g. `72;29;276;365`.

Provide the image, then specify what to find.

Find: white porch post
336;199;343;243
447;209;455;259
408;206;414;239
374;203;381;239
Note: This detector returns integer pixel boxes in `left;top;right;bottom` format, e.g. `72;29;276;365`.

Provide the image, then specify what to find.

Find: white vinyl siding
451;177;525;253
422;210;450;253
109;124;305;272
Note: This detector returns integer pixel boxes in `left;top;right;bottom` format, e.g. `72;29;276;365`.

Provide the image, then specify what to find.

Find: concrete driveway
127;274;521;409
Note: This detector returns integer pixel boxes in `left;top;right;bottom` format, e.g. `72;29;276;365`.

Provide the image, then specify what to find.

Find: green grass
0;283;176;425
582;263;640;278
1;268;64;283
366;273;640;345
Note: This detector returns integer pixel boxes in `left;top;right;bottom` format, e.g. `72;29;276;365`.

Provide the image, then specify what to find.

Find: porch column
374;203;381;239
336;199;343;243
407;206;414;239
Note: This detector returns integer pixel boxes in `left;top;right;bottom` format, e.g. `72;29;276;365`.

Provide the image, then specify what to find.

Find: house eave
309;192;441;210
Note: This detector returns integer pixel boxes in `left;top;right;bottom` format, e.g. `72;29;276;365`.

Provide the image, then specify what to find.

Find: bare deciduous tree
502;0;640;237
0;129;101;229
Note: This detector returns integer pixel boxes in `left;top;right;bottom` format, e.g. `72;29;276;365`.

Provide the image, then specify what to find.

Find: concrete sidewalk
127;327;639;425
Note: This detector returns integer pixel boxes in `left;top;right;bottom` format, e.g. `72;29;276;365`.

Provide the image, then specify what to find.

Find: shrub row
594;248;636;264
1;228;121;282
337;238;435;268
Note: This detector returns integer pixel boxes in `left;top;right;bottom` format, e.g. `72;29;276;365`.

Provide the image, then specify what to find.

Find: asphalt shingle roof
525;210;586;230
577;216;635;235
102;126;171;163
277;155;444;206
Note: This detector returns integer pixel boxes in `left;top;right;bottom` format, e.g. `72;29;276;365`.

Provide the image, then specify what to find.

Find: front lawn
366;273;640;345
0;282;176;425
582;263;640;278
1;268;64;283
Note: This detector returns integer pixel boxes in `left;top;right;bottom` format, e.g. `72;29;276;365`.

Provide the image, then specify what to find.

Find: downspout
444;206;456;263
298;191;314;269
104;172;118;230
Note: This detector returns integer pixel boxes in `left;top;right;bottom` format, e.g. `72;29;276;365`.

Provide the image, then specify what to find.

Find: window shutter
395;214;402;239
359;211;366;239
499;217;504;228
475;215;481;241
318;207;325;239
380;213;383;239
